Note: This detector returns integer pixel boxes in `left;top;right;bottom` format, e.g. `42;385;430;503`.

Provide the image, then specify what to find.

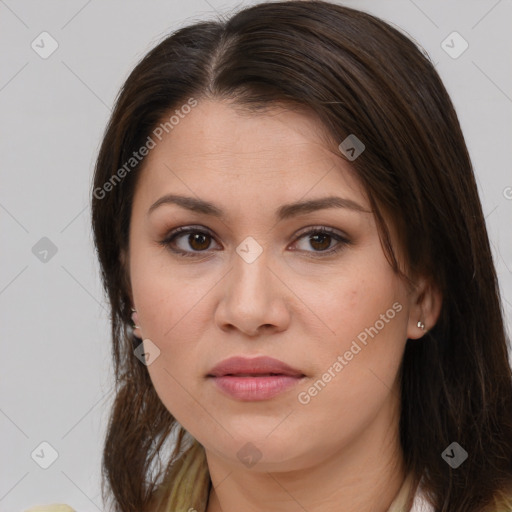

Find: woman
28;1;512;511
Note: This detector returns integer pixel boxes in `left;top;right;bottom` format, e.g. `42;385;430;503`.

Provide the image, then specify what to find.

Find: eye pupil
310;233;331;251
189;233;210;250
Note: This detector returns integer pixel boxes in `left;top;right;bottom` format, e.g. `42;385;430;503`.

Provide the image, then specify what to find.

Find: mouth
206;356;306;401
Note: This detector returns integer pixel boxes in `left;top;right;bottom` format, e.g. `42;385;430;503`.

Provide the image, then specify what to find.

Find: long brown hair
90;1;512;510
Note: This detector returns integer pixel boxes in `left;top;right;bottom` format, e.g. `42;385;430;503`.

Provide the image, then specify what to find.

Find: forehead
133;99;369;214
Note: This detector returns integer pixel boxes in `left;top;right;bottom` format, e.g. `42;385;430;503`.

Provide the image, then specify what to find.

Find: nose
214;247;291;337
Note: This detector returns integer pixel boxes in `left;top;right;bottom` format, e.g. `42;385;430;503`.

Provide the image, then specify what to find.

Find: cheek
291;318;406;458
294;265;407;419
129;251;221;392
135;284;212;431
130;243;207;340
304;262;405;354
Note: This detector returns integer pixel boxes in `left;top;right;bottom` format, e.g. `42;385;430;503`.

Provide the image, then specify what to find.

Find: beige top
23;475;434;512
23;506;76;512
386;472;434;512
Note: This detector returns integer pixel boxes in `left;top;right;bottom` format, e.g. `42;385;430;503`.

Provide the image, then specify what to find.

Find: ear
406;276;442;339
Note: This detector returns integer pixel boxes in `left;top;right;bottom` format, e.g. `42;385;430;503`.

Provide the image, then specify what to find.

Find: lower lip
209;375;304;401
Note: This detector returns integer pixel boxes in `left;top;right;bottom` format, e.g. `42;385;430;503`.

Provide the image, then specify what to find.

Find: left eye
159;226;349;258
293;228;347;254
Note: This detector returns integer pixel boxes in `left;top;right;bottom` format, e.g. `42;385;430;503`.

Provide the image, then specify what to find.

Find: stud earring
417;320;426;330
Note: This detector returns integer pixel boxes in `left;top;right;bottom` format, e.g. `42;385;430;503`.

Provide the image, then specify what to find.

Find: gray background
1;0;511;510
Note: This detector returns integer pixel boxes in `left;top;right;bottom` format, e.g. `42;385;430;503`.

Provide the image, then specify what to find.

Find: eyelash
158;225;351;259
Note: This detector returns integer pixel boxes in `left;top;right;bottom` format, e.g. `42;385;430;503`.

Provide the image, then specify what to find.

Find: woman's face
125;99;422;472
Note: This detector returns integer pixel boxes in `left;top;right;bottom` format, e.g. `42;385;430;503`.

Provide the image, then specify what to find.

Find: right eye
159;226;221;258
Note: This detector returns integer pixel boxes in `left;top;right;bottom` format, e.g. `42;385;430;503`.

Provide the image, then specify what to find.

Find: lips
207;355;305;378
206;356;306;401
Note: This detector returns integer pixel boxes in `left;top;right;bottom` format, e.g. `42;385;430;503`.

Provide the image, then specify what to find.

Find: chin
202;430;313;471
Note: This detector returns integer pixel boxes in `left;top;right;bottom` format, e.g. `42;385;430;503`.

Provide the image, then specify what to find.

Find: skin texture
123;99;441;512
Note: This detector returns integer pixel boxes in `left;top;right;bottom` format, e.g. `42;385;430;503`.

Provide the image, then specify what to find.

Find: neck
205;392;406;512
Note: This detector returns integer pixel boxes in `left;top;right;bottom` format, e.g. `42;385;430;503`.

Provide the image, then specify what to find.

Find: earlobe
406;277;442;340
131;308;142;339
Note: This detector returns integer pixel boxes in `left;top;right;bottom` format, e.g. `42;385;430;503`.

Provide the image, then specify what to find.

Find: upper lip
207;356;305;377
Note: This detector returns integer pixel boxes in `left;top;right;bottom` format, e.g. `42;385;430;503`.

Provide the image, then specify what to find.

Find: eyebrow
147;193;368;220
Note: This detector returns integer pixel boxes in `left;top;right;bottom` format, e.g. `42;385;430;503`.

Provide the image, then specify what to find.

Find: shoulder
24;505;76;512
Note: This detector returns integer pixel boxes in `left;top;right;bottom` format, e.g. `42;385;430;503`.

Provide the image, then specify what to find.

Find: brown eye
292;227;350;256
159;226;220;258
308;232;332;251
186;232;212;251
